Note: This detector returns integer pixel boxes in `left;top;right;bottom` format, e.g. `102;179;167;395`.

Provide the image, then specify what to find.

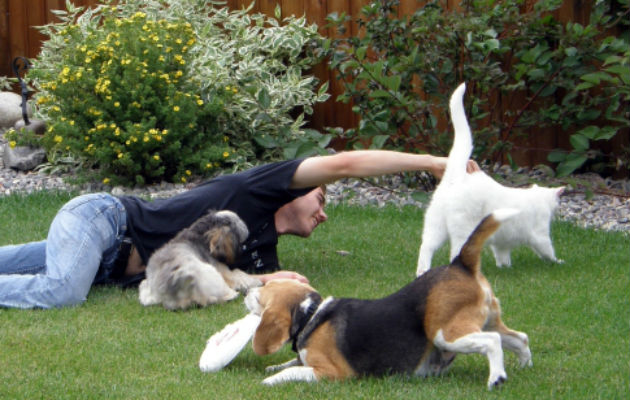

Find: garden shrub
326;0;629;176
10;0;329;185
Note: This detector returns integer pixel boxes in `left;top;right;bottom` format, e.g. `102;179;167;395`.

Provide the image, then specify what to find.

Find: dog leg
417;225;447;276
262;366;317;385
433;329;507;390
138;279;160;306
489;245;512;267
215;264;262;292
491;321;533;368
530;236;564;264
265;358;302;373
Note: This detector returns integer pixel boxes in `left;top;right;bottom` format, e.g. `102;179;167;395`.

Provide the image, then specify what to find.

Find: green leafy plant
325;0;629;176
11;0;329;185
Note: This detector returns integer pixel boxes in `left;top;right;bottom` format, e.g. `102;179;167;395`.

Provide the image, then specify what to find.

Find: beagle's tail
456;208;520;274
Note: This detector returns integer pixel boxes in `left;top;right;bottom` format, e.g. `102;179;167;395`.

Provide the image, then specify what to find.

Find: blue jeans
0;193;127;309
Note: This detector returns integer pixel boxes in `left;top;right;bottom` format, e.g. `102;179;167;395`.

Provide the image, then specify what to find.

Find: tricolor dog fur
244;208;532;389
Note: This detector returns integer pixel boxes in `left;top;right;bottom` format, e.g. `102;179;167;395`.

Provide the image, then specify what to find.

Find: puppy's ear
252;305;291;355
206;226;237;264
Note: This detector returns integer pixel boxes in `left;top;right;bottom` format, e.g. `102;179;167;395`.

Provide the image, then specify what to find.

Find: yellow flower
181;177;187;183
114;102;120;107
118;153;124;159
54;135;63;143
223;151;230;158
103;178;111;184
185;170;192;176
9;140;16;148
173;106;180;112
153;155;160;161
197;99;204;106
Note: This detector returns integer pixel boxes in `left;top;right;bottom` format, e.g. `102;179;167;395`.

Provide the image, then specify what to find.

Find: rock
2;144;46;170
14;118;46;135
0;91;31;129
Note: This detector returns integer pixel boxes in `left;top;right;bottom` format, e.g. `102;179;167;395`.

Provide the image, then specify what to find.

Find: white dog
417;83;563;276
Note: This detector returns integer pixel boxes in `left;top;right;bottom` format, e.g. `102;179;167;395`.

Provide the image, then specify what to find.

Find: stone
2;144;46;171
0;91;32;129
14;118;47;135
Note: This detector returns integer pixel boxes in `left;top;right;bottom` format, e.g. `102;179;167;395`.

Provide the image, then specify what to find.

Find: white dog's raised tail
441;82;473;186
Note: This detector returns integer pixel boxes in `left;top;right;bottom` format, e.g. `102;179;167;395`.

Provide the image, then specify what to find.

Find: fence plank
0;0;9;81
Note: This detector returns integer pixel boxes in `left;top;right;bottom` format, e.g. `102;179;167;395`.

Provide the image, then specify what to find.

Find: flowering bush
13;0;329;185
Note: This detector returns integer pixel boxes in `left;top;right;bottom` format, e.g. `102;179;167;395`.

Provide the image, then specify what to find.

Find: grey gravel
0;164;628;234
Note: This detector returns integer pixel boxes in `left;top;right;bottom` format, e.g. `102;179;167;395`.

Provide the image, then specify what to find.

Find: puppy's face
204;210;249;264
245;279;317;356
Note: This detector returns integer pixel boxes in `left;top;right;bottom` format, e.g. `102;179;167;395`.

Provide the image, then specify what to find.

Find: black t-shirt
117;159;313;273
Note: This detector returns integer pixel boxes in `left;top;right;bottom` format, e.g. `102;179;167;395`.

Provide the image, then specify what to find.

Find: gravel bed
0;164;628;234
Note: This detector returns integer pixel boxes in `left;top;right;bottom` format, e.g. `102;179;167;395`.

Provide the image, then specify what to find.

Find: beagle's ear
252;305;291;356
206;226;237;264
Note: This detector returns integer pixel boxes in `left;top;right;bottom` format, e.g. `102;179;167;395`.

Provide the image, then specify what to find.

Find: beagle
244;208;532;389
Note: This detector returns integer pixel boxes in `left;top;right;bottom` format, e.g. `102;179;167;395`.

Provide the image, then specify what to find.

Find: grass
1;191;628;399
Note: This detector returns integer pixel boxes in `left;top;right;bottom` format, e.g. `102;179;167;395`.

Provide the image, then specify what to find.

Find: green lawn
1;191;628;399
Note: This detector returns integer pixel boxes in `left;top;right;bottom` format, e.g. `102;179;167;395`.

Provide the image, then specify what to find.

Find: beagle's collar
290;292;322;352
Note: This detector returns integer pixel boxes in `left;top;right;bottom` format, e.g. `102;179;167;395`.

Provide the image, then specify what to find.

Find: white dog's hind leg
433;329;507;390
490;245;512;267
262;366;318;385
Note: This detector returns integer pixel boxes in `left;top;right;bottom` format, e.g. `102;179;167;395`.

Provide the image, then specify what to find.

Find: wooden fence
1;0;626;169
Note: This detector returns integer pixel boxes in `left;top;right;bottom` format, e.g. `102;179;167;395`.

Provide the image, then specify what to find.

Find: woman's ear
252;305;291;355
